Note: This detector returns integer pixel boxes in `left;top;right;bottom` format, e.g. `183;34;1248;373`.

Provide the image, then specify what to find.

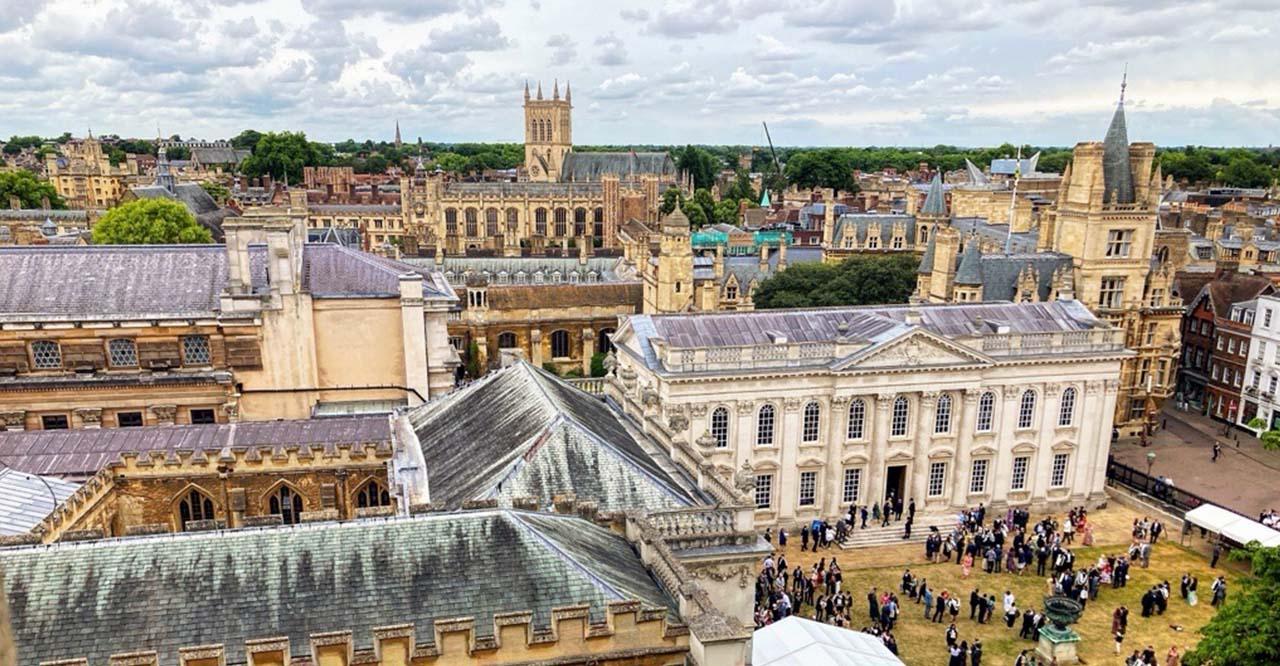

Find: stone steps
840;516;956;550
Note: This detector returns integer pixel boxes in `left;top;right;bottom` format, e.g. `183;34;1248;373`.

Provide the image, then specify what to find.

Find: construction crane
762;121;783;176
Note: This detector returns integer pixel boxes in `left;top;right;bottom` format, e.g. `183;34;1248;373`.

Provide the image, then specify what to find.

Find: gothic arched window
505;207;519;231
485;208;499;237
535;208;547;235
554;208;568;237
593;207;605;238
464;208;478;237
445;208;458;235
178;488;215;530
269;485;304;525
574;208;587;236
355;479;391;508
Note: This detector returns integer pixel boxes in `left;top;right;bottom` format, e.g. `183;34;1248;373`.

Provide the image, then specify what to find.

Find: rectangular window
181;335;211;365
1266;308;1273;328
1228;338;1237;354
754;474;773;509
1098;277;1125;309
30;340;62;369
798;471;817;507
1217;335;1224;351
107;339;139;368
842;468;862;504
1241;341;1249;357
116;411;144;428
1270;375;1277;394
969;459;989;494
1144;323;1157;345
1051;453;1070;488
41;414;69;430
1129;398;1146;421
1011;456;1030;491
1105;229;1134;257
927;461;947;497
190;408;217;425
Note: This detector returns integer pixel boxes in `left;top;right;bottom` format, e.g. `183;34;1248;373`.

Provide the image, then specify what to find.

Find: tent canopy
753;616;905;666
1184;504;1280;547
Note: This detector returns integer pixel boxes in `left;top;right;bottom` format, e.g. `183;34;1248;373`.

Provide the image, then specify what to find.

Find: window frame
106;338;139;368
976;391;995;432
927;461;947;497
1050;453;1070;488
30;340;62;370
1058;387;1077;427
890;396;910;437
842;468;862;504
116;411;144;428
756;404;776;447
1010;456;1030;492
754;473;773;509
549;329;571;359
969;458;989;495
710;406;730;448
181;335;212;366
847;398;866;440
934;394;952;434
1017;389;1037;429
798;470;817;507
801;402;821;443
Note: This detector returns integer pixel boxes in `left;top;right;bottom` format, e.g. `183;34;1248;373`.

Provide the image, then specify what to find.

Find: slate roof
0;469;80;536
560;152;677;182
486;282;643;310
990;152;1040;176
624;300;1104;365
306;226;361;249
0;510;677;666
976;253;1074;302
954;240;984;285
190;146;250;166
0;209;89;222
0;243;454;321
831;214;916;246
406;363;710;511
309;204;400;215
131;183;235;241
917;233;936;274
951;217;1040;253
0;416;392;479
1102;102;1135;204
964;159;989;186
920;174;946;216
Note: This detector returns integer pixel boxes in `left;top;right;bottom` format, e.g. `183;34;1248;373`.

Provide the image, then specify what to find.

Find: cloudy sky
2;0;1278;147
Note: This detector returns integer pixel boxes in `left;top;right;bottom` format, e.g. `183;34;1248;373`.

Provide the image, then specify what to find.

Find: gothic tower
643;206;694;314
523;79;573;182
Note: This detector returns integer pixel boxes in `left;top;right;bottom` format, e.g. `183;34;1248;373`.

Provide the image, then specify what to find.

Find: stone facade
607;301;1127;525
44;137;139;209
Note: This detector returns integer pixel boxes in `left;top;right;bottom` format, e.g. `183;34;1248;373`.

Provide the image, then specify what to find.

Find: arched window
711;407;729;448
268;485;303;525
445;208;458;235
847;398;866;440
554;208;568;237
177;488;214;530
1018;390;1037;429
1058;387;1077;427
535;208;547;235
597;328;615;355
756;404;775;447
550;329;570;358
574;208;587;236
934;394;952;434
464;208;478;237
802;402;821;443
920;227;929;243
976;391;995;432
593;207;605;237
497;331;518;349
355;479;391;508
891;396;909;437
485;208;499;237
505;207;519;231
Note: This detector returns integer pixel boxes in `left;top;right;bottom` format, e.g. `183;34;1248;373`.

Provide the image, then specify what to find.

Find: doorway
885;465;906;501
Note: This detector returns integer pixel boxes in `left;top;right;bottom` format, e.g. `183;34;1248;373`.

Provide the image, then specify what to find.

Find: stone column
951;389;981;507
911;391;938;505
74;408;103;430
826;395;851;516
529;328;543;367
1083;380;1118;500
778;397;803;523
734;400;755;469
867;393;894;504
580;328;595;376
398;275;431;405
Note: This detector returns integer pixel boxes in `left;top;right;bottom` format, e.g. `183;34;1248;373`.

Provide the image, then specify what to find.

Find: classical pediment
835;328;991;371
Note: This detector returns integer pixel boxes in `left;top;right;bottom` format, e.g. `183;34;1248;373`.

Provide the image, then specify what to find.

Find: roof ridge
506;512;627;600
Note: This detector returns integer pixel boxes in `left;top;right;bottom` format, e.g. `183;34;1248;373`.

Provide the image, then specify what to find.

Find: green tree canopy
753;254;918;309
1220;157;1275;188
91;198;212;245
199;181;230;206
784;149;859;193
677;145;719;190
1184;545;1280;665
3;135;44;155
230;130;264;152
239;131;331;184
0;170;64;209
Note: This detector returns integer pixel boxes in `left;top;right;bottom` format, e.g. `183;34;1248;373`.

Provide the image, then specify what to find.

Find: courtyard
762;503;1243;665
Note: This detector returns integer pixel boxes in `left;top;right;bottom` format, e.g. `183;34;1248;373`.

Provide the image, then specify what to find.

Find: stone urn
1036;596;1083;665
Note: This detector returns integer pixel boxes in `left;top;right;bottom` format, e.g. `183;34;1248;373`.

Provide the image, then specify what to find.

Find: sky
2;0;1279;148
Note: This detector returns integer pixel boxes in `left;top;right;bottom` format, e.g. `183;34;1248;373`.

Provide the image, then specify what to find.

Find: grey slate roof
0;469;80;536
977;253;1073;302
309;204;400;215
560;152;677;182
0;416;392;479
917;233;936;274
0;243;454;321
0;510;677;666
951;217;1039;254
964;159;989;185
954;240;984;285
131;182;235;240
306;226;362;248
406;363;710;511
190;146;250;166
626;300;1102;363
1102;102;1135;204
920;174;946;216
0;209;89;222
990;152;1039;176
831;214;916;246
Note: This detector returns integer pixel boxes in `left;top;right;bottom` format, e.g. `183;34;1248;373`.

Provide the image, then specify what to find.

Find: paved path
1110;405;1280;518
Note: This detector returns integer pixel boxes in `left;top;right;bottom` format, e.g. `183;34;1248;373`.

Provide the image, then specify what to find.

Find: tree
712;199;741;226
240;131;328;184
659;188;684;216
753;254;918;309
1221;157;1274;188
784;149;858;193
199;181;230;206
1245;418;1280;451
0;170;64;209
165;146;190;161
91;198;212;245
590;352;607;378
230;130;264;152
722;169;757;202
465;340;483;379
1184;545;1280;665
677;145;719;190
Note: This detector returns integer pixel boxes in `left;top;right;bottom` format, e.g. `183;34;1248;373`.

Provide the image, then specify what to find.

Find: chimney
713;245;724;279
778;241;788;271
263;174;273;192
40;196;50;210
370;183;379;199
758;243;769;272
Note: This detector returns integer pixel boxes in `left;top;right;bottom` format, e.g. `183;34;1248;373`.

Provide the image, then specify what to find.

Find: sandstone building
607;300;1128;524
43;136;141;210
399;81;680;256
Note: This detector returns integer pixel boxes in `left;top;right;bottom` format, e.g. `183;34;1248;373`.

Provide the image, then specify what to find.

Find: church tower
523;79;573;182
643;206;694;313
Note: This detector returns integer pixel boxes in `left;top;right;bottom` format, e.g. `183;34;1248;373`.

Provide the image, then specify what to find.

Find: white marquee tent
753;616;906;666
1184;504;1280;547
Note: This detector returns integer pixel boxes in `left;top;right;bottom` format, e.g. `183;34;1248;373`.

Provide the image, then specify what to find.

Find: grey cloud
546;33;576;65
301;0;462;20
387;46;472;83
619;8;649;20
0;0;46;32
594;32;628;66
647;0;737;38
427;16;512;52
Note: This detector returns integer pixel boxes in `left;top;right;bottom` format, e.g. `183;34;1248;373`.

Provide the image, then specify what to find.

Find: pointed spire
536;81;543;100
1102;68;1135;205
964;159;989;186
394;120;402;147
920;173;947;217
917;229;937;274
1120;62;1128;106
553;78;560;100
524;79;531;101
565;80;571;103
955;236;984;286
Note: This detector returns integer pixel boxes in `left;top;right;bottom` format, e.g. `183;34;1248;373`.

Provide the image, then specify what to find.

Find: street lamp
1146;451;1156;477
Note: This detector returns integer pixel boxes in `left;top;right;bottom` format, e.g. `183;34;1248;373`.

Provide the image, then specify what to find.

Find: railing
647;507;737;538
1106;458;1212;514
563;377;604;394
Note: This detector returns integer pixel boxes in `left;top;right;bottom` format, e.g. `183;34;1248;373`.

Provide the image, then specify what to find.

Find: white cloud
594;32;628;66
546;33;576;65
1210;25;1270;42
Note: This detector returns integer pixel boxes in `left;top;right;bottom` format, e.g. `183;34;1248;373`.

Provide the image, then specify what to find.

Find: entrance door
885;465;906;501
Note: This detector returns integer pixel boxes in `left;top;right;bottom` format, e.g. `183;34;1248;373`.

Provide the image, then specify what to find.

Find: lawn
766;507;1241;665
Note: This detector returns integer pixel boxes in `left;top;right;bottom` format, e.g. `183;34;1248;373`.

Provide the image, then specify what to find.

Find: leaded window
30;340;61;369
181;335;211;365
269;486;303;525
178;489;215;529
107;338;138;368
356;480;391;508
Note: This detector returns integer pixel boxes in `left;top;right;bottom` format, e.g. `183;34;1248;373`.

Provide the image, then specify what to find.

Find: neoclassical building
399;81;680;255
606;300;1128;525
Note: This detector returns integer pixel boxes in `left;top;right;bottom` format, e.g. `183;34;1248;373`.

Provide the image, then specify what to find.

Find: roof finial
1119;63;1127;106
524;79;530;101
536;80;543;100
553;78;560;100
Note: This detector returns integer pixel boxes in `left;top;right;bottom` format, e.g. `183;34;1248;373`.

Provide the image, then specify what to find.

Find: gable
836;329;990;371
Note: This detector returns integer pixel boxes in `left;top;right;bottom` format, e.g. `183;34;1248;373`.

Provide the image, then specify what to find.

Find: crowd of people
752;499;1221;664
